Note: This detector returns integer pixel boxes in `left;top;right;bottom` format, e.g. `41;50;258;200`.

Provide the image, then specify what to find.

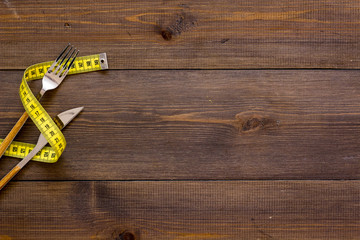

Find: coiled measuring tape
0;53;108;163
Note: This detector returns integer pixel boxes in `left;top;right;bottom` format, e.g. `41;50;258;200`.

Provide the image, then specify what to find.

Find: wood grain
0;181;358;240
1;1;359;238
0;70;359;180
1;0;360;69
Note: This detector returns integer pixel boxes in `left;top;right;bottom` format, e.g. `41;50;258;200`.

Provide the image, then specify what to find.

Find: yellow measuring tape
0;53;108;163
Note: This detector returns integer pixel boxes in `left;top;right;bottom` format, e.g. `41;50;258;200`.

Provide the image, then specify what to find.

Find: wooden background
0;0;359;239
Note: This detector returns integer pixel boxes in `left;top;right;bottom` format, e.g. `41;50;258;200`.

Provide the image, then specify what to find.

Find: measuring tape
1;53;108;163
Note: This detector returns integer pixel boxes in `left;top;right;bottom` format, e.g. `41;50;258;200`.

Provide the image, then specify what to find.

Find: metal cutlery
0;44;79;159
0;107;84;190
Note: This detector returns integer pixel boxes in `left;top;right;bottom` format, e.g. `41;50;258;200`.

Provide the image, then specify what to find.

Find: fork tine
60;49;79;77
53;45;74;74
56;43;71;62
48;43;71;73
61;48;77;71
68;50;79;69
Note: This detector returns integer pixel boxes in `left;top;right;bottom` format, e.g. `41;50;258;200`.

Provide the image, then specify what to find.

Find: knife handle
0;165;21;190
0;111;29;159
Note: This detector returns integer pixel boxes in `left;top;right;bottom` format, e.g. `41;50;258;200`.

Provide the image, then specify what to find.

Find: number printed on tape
0;53;107;163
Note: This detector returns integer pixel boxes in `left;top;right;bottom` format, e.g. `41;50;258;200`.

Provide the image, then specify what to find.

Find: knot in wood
160;12;197;40
161;30;172;40
234;112;278;133
119;231;135;240
242;117;262;131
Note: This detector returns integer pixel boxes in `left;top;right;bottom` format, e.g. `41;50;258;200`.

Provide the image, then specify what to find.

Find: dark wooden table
0;1;359;239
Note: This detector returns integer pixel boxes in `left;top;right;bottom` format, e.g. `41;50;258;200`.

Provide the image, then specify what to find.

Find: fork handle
0;165;21;190
0;111;29;159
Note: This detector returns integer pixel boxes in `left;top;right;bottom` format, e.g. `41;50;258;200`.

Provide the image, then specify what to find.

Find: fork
0;44;79;159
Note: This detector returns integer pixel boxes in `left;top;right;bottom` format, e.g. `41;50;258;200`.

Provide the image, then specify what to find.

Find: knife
0;106;84;191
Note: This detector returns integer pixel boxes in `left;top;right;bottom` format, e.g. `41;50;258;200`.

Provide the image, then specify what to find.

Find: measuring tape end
99;53;109;70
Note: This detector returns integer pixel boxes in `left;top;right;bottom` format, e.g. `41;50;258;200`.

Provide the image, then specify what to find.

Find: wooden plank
0;181;358;239
1;0;360;69
0;70;360;180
